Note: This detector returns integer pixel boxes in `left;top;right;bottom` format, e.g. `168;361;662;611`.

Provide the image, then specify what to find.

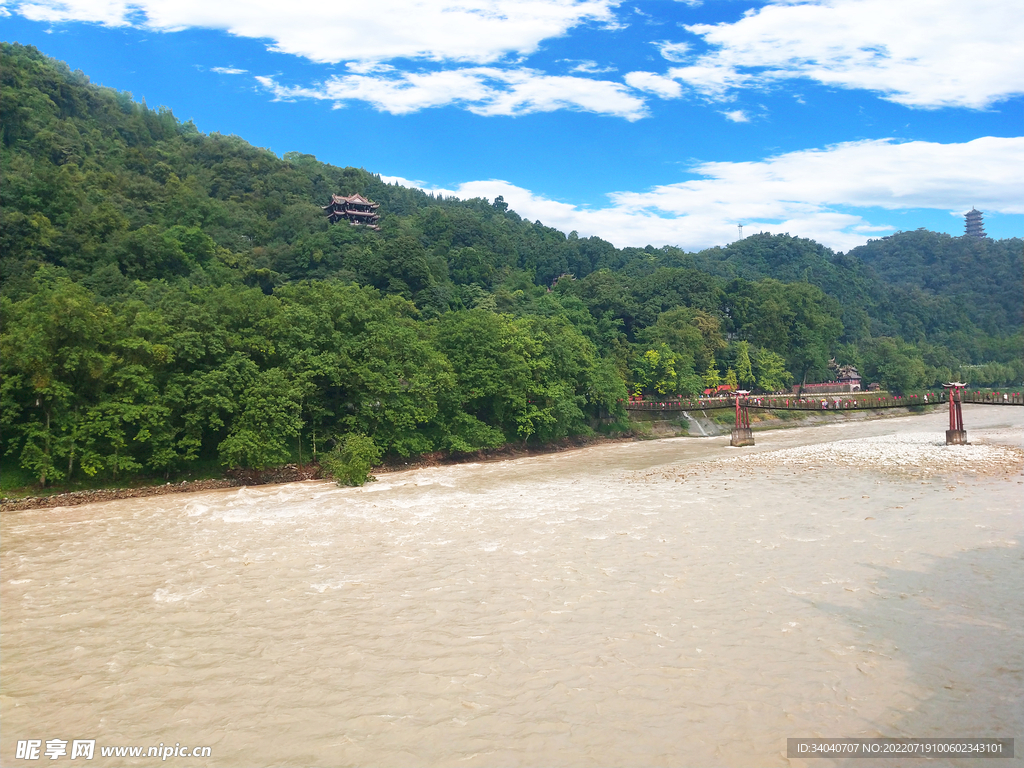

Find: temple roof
330;193;375;206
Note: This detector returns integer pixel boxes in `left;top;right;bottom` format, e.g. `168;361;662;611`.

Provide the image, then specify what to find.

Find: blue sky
2;0;1021;251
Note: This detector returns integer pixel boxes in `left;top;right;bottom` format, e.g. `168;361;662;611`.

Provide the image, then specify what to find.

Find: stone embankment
1;464;322;512
639;404;909;438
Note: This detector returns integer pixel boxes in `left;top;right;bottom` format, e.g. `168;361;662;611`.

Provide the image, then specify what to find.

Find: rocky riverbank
0;410;962;512
1;436;618;512
716;430;1023;478
0;464;322;512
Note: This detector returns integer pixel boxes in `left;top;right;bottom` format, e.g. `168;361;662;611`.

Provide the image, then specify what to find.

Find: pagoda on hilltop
323;193;380;230
964;207;986;238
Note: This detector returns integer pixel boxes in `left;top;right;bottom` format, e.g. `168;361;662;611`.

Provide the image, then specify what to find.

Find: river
3;408;1022;767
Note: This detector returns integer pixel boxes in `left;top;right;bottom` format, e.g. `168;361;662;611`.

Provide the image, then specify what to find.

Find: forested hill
2;42;1021;491
845;230;1022;335
682;231;1023;348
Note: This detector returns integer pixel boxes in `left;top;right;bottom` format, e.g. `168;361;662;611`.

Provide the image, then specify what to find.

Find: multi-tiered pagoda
323;193;380;230
964;207;986;238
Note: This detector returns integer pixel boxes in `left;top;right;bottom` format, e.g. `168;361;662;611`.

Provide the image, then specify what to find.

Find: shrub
321;433;383;487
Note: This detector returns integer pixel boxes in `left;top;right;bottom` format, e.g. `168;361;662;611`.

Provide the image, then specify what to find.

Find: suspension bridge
623;385;1023;446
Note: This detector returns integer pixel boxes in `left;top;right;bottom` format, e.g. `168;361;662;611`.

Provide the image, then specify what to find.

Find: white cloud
16;0;1021;114
16;0;131;26
257;68;649;120
386;137;1024;251
564;59;617;74
13;0;652;117
624;71;682;99
344;61;395;74
655;40;690;62
666;62;750;98
720;109;749;122
677;0;1024;108
12;0;618;64
211;66;246;74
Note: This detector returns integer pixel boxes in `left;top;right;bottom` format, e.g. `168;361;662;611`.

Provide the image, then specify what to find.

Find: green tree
860;337;928;394
341;307;452;456
434;309;533;442
734;341;754;386
702;358;721;390
1;270;113;485
635;307;720;395
631;345;678;396
755;348;792;393
218;368;303;469
725;279;842;384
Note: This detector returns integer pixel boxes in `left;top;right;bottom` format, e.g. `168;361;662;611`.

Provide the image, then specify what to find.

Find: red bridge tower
943;382;968;444
730;390;754;447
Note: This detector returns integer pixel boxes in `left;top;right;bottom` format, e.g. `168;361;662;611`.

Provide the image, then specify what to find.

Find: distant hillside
1;42;1021;492
845;229;1023;334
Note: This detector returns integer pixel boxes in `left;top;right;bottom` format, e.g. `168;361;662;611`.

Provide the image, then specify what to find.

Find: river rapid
3;409;1022;767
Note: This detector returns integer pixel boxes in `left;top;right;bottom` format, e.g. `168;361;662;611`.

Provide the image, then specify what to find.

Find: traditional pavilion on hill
324;193;380;230
964;207;986;238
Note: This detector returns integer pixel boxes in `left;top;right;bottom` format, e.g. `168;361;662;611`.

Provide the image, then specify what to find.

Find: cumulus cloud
210;66;246;74
386;137;1024;251
720;109;749;122
12;0;618;64
624;71;682;99
564;59;617;74
256;68;648;119
14;0;129;25
677;0;1024;108
666;62;750;98
655;40;690;62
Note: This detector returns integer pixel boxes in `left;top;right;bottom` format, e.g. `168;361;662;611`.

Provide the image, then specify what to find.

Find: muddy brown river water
2;408;1022;767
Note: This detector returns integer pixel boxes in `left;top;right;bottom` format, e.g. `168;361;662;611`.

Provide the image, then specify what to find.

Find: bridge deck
625;391;1023;412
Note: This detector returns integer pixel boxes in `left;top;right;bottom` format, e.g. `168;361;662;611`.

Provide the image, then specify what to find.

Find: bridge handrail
623;398;733;410
960;391;1023;405
623;391;1023;411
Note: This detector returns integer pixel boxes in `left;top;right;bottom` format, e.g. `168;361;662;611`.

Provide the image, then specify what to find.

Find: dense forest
2;43;1021;489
